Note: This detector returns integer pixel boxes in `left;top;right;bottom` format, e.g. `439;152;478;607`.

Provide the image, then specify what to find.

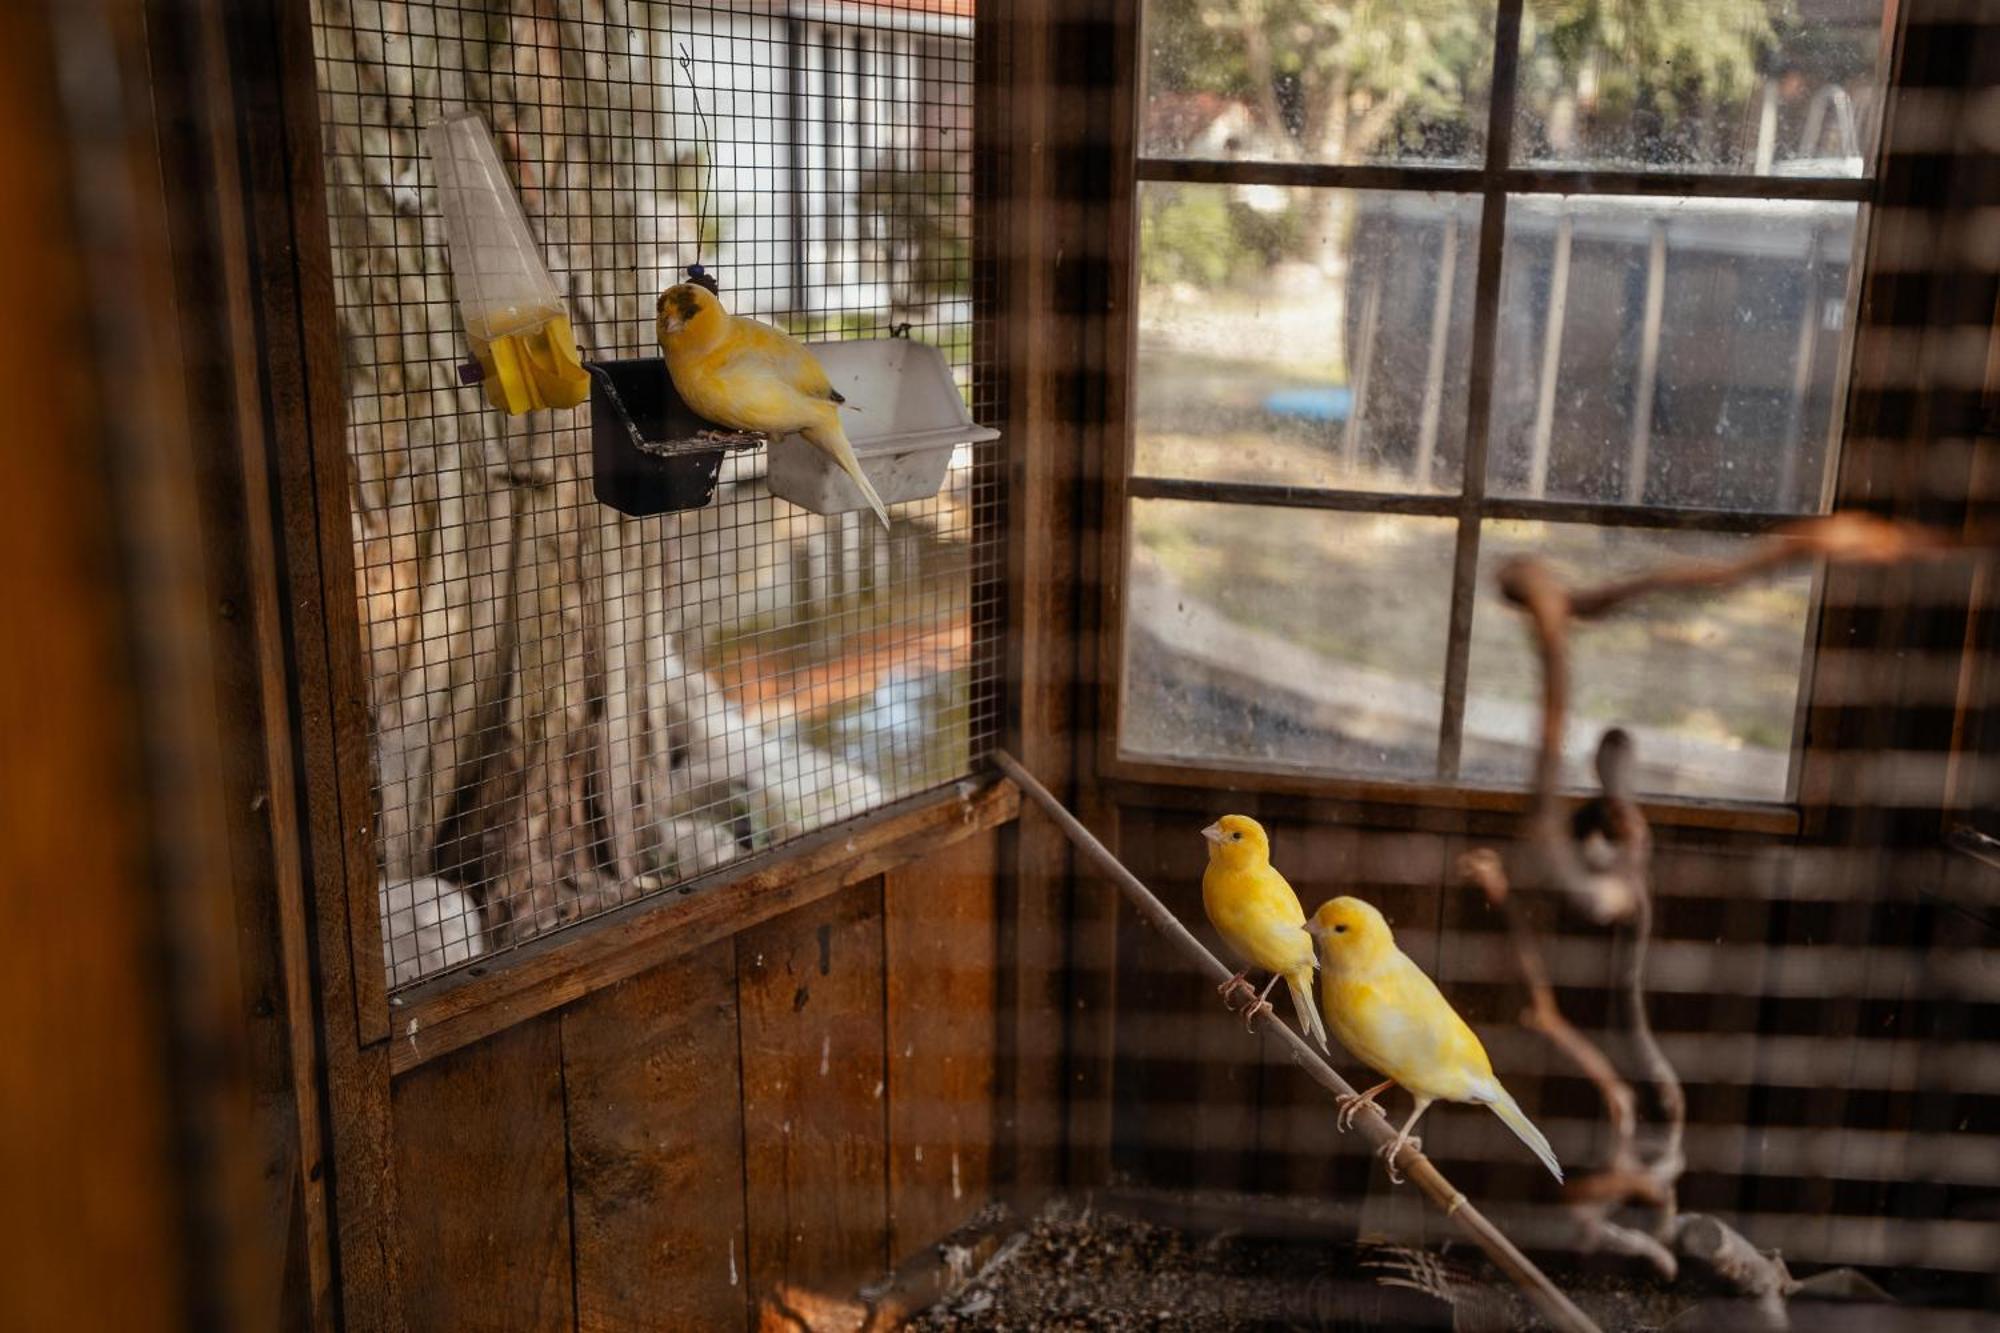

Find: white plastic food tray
766;338;1000;516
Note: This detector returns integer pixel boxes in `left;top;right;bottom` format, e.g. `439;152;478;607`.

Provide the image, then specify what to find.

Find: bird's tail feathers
1481;1083;1562;1182
804;420;890;529
1286;970;1329;1053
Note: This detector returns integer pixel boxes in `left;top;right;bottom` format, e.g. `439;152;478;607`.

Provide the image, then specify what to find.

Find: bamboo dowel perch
991;750;1603;1333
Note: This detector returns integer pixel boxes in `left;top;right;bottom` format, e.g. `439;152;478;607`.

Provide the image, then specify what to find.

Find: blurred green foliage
857;161;971;313
1145;0;1788;164
1139;184;1305;290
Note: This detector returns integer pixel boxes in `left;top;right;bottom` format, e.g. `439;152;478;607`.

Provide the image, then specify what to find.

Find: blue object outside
1261;385;1352;422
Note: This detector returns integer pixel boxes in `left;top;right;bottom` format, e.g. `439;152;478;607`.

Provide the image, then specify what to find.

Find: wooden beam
1136;157;1875;204
1126;477;1808;534
564;942;750;1331
1098;762;1802;837
985;0;1108;1207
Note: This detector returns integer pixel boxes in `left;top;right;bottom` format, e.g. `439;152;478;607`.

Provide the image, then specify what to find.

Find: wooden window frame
1093;0;1902;834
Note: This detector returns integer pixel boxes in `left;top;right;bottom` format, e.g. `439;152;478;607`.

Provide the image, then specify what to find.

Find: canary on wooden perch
1307;896;1562;1185
1199;815;1329;1051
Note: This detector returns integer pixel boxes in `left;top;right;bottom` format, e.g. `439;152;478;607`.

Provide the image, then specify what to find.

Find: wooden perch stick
992;750;1604;1333
1493;513;1966;1209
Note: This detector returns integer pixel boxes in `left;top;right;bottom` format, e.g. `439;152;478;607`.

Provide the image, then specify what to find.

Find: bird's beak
1301;921;1324;939
660;311;686;335
1199;822;1225;844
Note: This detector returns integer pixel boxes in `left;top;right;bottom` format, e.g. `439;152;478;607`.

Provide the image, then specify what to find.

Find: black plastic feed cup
588;357;765;516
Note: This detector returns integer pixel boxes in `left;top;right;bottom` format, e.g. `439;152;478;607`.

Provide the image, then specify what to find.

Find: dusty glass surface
1514;0;1886;175
1139;0;1494;166
1461;522;1811;802
1135;183;1479;494
1121;500;1456;778
1487;194;1857;513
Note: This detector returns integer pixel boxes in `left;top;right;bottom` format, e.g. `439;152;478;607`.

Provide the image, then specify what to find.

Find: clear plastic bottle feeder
426;111;590;415
766;337;1000;517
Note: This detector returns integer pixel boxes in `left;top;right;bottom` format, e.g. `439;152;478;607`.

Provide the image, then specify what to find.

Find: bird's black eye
1231;832;1242;841
1334;924;1347;934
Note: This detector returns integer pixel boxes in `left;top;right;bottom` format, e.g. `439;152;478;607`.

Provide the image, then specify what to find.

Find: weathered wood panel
1111;808;1261;1193
393;779;1018;1077
885;829;1000;1258
393;1018;573;1332
739;884;892;1308
564;942;749;1332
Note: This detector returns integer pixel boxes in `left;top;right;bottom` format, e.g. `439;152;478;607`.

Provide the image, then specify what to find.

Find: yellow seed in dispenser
468;309;590;415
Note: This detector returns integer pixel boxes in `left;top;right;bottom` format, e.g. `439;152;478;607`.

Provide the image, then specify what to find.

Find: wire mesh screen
308;0;999;991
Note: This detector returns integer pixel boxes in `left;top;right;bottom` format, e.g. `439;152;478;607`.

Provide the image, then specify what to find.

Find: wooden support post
1626;221;1669;506
1342;271;1383;476
1414;215;1460;491
1527;210;1573;500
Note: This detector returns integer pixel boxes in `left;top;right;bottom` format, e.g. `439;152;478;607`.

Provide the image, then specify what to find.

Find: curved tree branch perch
1474;513;1975;1317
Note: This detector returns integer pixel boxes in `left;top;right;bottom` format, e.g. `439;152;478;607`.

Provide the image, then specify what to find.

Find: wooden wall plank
392;1018;573;1333
563;942;749;1333
884;829;1000;1259
232;0;404;1318
739;884;891;1308
1109;808;1260;1193
394;780;1018;1077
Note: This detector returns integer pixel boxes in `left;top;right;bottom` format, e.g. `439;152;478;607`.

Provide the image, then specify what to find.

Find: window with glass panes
1117;0;1888;804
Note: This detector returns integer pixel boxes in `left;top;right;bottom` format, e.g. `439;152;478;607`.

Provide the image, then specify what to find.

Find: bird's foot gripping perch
1216;971;1258;1012
1336;1080;1393;1133
1228;972;1286;1033
1378;1133;1423;1185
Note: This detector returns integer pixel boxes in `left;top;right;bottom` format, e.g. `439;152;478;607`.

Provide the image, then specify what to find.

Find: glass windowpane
1462;522;1810;802
1135;183;1478;494
1514;0;1889;177
1488;194;1857;512
1121;501;1457;779
1140;0;1495;166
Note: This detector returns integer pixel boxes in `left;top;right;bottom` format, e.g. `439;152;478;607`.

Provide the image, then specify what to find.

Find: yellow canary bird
1200;815;1329;1051
1306;896;1561;1183
656;282;890;528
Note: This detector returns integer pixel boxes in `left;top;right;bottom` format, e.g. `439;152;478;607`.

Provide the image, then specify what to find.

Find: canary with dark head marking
657;282;888;527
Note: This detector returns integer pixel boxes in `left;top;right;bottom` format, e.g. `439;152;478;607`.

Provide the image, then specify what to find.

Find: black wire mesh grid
308;0;1000;991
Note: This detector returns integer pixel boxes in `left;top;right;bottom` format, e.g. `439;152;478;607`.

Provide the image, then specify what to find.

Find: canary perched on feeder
1200;815;1329;1051
656;281;890;528
1306;896;1562;1184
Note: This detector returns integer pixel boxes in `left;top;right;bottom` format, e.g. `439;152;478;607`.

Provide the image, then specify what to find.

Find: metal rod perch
991;749;1604;1333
